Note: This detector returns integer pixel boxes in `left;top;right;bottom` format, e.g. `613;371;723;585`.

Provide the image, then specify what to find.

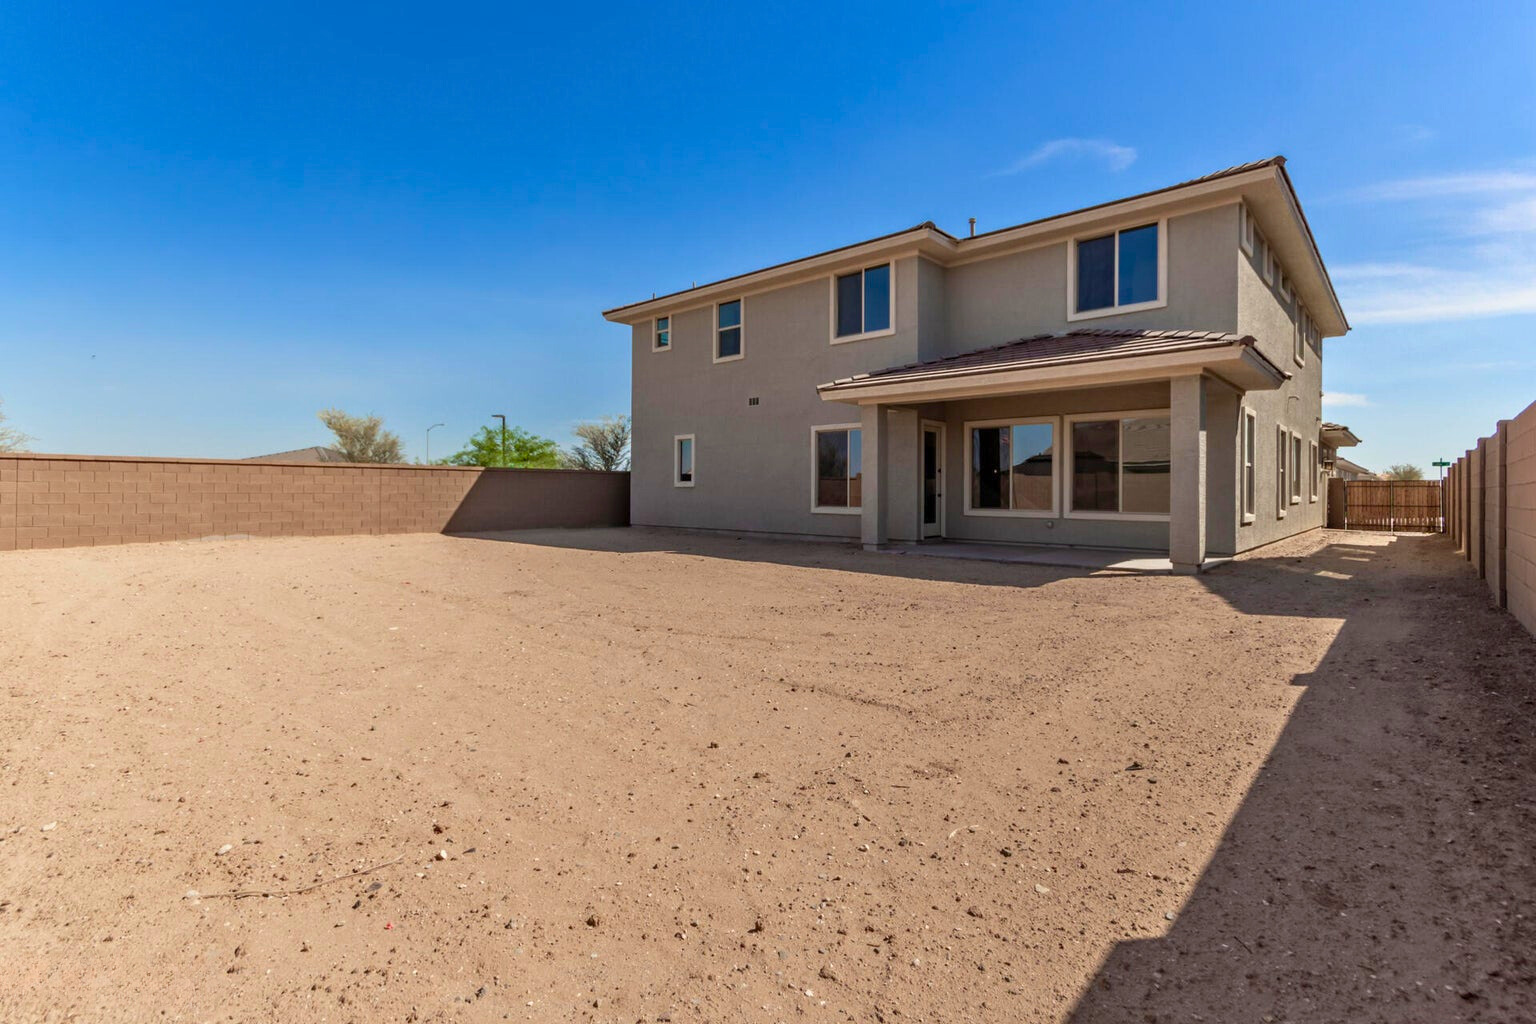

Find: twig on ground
199;856;404;900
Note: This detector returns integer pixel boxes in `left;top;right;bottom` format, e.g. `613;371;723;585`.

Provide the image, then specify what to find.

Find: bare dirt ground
1;527;1532;1024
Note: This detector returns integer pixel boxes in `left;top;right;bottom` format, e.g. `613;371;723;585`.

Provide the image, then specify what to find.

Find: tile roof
819;328;1282;391
243;445;349;463
605;158;1287;319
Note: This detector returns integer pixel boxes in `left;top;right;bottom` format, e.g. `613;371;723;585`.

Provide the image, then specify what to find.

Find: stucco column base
1169;374;1209;572
860;404;890;549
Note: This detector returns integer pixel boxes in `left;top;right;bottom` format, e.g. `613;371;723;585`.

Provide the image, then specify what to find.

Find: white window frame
1063;409;1173;522
1065;219;1169;322
829;263;896;344
1258;231;1275;284
1294;306;1308;367
810;423;863;515
1239;202;1256;255
1291;433;1303;505
1276;426;1288;519
713;299;744;364
1241;409;1257;525
652;315;671;353
962;416;1061;519
1279;269;1293;302
673;434;695;488
1309;441;1320;503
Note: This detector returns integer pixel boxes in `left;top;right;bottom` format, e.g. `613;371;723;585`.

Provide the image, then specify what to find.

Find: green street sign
1431;460;1451;467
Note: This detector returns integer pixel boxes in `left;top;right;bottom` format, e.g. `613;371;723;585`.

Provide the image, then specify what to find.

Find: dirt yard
1;528;1532;1023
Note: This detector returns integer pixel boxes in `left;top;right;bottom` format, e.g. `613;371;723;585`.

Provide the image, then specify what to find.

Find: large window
674;435;695;487
813;426;863;511
1068;413;1171;516
833;263;892;340
1073;222;1162;316
967;420;1056;515
715;300;743;362
1310;441;1320;502
1242;410;1257;523
654;315;670;351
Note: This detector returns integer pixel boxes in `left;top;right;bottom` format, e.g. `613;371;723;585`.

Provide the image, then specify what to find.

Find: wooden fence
1327;478;1444;532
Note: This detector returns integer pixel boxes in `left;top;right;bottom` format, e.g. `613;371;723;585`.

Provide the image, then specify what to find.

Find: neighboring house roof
243;446;349;463
1320;422;1363;448
816;328;1288;402
604;156;1348;337
1334;456;1375;477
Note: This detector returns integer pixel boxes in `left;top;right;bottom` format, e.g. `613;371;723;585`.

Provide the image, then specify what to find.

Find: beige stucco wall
931;205;1240;359
628;257;923;538
1232;227;1327;553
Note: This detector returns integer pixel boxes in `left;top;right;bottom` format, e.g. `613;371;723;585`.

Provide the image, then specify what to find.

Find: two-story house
603;157;1357;573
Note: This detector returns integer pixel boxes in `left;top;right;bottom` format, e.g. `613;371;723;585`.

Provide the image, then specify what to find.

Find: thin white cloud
993;138;1137;176
1338;260;1536;324
1337;166;1536;324
1354;171;1536;201
1322;392;1371;408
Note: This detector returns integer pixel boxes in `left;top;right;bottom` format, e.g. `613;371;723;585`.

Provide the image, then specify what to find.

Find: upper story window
1294;307;1309;365
653;316;670;351
1239;202;1256;255
1070;222;1164;319
1278;269;1293;302
715;300;743;362
833;263;893;342
1258;232;1276;284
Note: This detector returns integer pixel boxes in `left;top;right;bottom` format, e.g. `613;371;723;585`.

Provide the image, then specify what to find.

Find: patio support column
1169;374;1208;574
860;403;889;550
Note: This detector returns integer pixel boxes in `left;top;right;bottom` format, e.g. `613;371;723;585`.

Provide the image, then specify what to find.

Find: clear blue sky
2;1;1532;469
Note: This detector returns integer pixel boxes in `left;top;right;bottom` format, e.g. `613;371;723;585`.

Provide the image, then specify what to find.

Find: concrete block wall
1453;400;1536;636
0;454;628;552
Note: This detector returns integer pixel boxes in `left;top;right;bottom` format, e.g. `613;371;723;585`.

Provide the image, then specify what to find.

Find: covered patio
817;328;1289;574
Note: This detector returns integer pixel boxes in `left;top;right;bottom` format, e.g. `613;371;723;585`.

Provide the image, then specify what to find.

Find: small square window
674;435;695;487
715;300;742;361
654;316;670;351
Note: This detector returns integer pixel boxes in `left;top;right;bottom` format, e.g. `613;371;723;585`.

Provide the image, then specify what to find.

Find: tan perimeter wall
0;454;629;552
1451;400;1536;636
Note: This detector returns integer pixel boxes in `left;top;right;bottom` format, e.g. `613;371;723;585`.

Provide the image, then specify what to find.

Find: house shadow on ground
457;526;1536;1020
1064;534;1536;1022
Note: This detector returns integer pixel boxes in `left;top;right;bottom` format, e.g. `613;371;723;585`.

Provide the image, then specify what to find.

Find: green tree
318;408;404;463
1385;463;1424;481
0;397;33;453
443;423;560;468
562;414;630;471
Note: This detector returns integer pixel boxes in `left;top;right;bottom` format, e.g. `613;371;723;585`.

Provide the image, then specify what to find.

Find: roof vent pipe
968;218;976;238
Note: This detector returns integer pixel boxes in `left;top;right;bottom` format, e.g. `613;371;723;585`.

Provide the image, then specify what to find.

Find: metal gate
1328;479;1443;532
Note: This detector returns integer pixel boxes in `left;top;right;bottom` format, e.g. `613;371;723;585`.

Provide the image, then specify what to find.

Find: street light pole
425;422;444;464
493;414;507;467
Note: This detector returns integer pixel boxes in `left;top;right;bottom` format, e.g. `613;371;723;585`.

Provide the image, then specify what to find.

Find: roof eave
817;341;1287;405
601;224;957;324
